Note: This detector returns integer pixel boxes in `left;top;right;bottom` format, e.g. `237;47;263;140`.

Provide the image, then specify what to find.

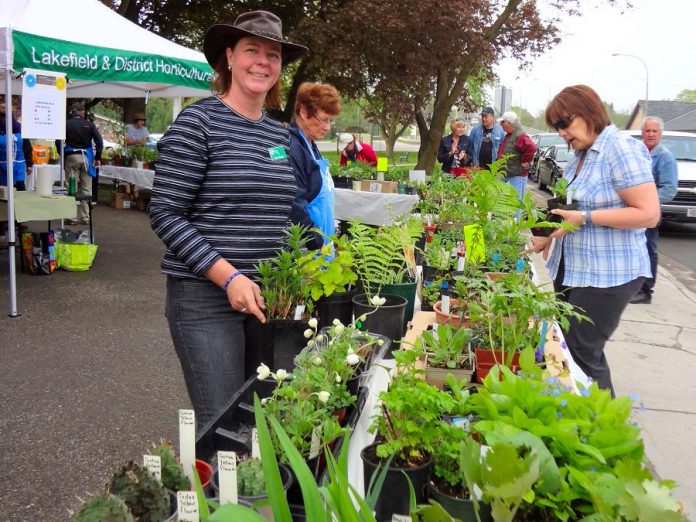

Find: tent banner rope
12;30;213;90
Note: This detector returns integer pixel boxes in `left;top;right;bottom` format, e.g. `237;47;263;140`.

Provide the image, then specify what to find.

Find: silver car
529;133;566;182
536;145;575;192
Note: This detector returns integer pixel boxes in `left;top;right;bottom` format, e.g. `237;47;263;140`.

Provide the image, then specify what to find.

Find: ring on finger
240;307;248;313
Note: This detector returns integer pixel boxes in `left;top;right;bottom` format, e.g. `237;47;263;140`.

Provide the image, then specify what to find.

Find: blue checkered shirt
547;125;654;288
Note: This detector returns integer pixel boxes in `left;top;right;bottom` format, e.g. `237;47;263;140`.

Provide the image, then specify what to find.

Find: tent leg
4;64;18;317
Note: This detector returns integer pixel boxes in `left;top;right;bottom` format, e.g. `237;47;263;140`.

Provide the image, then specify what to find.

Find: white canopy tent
1;0;214;316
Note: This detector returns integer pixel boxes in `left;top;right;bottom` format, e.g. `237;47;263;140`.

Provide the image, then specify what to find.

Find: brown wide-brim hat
203;10;308;68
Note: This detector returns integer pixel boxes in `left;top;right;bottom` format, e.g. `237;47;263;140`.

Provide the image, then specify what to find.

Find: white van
626;130;696;223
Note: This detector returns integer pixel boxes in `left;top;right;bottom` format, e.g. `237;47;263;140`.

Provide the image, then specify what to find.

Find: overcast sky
493;0;696;116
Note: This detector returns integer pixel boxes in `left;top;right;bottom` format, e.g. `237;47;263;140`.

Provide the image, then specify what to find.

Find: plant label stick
251;428;260;459
177;491;199;521
309;428;321;459
218;451;238;505
293;305;305;320
392;515;412;521
143;454;162;481
179;409;196;486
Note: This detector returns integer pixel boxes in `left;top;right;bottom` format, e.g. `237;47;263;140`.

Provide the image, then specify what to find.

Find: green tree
676;89;696;102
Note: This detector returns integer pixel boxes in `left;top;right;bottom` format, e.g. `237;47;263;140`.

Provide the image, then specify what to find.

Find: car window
539;135;565;148
555;147;574;162
660;136;696;161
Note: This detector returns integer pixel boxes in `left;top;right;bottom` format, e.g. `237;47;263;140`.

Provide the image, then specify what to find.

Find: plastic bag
55;242;98;271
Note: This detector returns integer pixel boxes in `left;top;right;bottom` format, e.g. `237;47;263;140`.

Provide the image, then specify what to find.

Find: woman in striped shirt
149;11;307;428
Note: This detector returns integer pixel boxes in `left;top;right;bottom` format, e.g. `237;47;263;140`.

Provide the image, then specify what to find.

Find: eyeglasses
552;114;575;131
313;115;335;128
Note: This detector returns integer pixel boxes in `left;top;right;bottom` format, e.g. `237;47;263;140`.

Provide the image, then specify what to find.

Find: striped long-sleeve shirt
150;96;297;279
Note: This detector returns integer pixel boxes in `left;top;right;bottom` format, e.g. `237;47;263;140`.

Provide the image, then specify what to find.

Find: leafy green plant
335;160;375;180
369;349;462;466
255;225;315;320
300;234;357;301
348;218;422;296
550;177;569;201
414;323;474;370
385;165;410;183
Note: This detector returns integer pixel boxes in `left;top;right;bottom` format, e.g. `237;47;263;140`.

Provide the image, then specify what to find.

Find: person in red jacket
338;133;378;167
496;111;536;200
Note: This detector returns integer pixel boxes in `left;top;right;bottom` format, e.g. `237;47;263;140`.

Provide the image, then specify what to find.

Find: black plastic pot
379;277;417;334
361;443;431;521
331;175;352;189
427;482;491;522
530;209;555;237
244;317;309;376
546;197;578;224
352;293;407;356
317;288;356;329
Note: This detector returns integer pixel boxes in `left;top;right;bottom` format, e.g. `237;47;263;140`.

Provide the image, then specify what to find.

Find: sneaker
81;218;91;225
65;219;79;226
630;291;652;305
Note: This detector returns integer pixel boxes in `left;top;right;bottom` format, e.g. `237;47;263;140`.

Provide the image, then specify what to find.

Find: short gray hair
499;111;520;127
641;116;664;132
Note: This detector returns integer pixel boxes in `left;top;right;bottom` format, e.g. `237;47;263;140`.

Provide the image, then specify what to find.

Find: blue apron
64;145;96;177
298;130;335;246
0;132;26;185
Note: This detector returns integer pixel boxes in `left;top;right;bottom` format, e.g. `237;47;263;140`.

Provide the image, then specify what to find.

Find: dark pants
554;260;644;397
165;276;248;430
641;226;659;295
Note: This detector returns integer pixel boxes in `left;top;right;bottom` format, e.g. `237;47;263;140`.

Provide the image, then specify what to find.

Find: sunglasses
552;114;575;131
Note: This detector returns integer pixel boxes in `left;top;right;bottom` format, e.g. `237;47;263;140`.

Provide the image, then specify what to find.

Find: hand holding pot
548;208;583;239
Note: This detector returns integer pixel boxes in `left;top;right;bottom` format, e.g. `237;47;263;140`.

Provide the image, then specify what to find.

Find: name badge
268;146;287;161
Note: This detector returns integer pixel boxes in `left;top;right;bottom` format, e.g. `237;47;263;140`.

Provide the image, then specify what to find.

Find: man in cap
338;133;378;167
58;102;103;224
125;112;150;147
467;107;506;171
496;110;536;200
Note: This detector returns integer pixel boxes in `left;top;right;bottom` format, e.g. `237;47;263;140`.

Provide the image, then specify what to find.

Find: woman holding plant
530;84;659;395
149;11;307;427
288;82;341;250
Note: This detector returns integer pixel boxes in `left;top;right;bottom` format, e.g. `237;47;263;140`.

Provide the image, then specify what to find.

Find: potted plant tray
421;353;474;389
433;299;473;329
474;348;521;383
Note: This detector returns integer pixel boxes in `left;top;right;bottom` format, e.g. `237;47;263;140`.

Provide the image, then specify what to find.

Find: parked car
529;133;565;181
146;133;163;150
536;144;575;192
625;130;696;223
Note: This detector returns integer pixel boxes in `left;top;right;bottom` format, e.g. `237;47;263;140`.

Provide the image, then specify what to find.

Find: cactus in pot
107;461;170;522
152;439;191;492
70;493;134;522
237;457;266;497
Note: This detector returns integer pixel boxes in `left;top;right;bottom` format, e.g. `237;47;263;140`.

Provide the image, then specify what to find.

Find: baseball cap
480;107;495;116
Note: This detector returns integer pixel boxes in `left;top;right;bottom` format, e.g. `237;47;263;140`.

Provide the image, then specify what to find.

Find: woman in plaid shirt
531;85;660;396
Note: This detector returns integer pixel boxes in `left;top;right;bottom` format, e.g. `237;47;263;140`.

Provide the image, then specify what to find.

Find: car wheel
538;172;547;191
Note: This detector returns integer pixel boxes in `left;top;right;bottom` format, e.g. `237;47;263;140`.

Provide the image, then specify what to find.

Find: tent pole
3;56;18;317
172;96;182;120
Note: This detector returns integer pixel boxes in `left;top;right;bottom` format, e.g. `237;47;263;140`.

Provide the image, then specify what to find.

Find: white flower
357;314;367;323
261;398;269;405
334;324;345;334
335;373;342;383
304;329;314;338
377;339;384;346
256;363;271;380
308;318;318;329
346;353;360;365
275;369;289;381
317;391;331;404
332;318;343;326
311;356;323;365
307;340;316;349
370;295;386;306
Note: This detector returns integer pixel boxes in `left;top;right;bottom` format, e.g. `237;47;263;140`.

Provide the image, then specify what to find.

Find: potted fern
349;218;421;345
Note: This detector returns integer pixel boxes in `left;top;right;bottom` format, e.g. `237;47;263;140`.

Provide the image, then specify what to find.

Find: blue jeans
641;226;659;295
165;276;248;430
503;175;527;200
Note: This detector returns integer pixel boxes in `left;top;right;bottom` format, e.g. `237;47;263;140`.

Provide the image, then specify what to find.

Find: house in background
625;100;696;132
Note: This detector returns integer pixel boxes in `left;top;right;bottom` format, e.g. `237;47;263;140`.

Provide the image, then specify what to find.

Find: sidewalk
531;251;696;518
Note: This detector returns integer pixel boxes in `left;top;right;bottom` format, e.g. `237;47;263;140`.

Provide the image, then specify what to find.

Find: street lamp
611;53;649;119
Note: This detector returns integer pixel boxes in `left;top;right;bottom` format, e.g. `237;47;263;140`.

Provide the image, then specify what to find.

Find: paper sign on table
177;491;199;521
409;170;426;183
179;409;196;487
218;451;238;505
143;455;162;481
377;157;388;172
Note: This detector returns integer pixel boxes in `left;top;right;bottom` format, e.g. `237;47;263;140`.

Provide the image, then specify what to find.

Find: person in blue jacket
0;99;32;190
288;82;341;250
467;107;506;170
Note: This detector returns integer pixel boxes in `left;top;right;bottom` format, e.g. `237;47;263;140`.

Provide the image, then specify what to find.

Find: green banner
12;30;213;90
